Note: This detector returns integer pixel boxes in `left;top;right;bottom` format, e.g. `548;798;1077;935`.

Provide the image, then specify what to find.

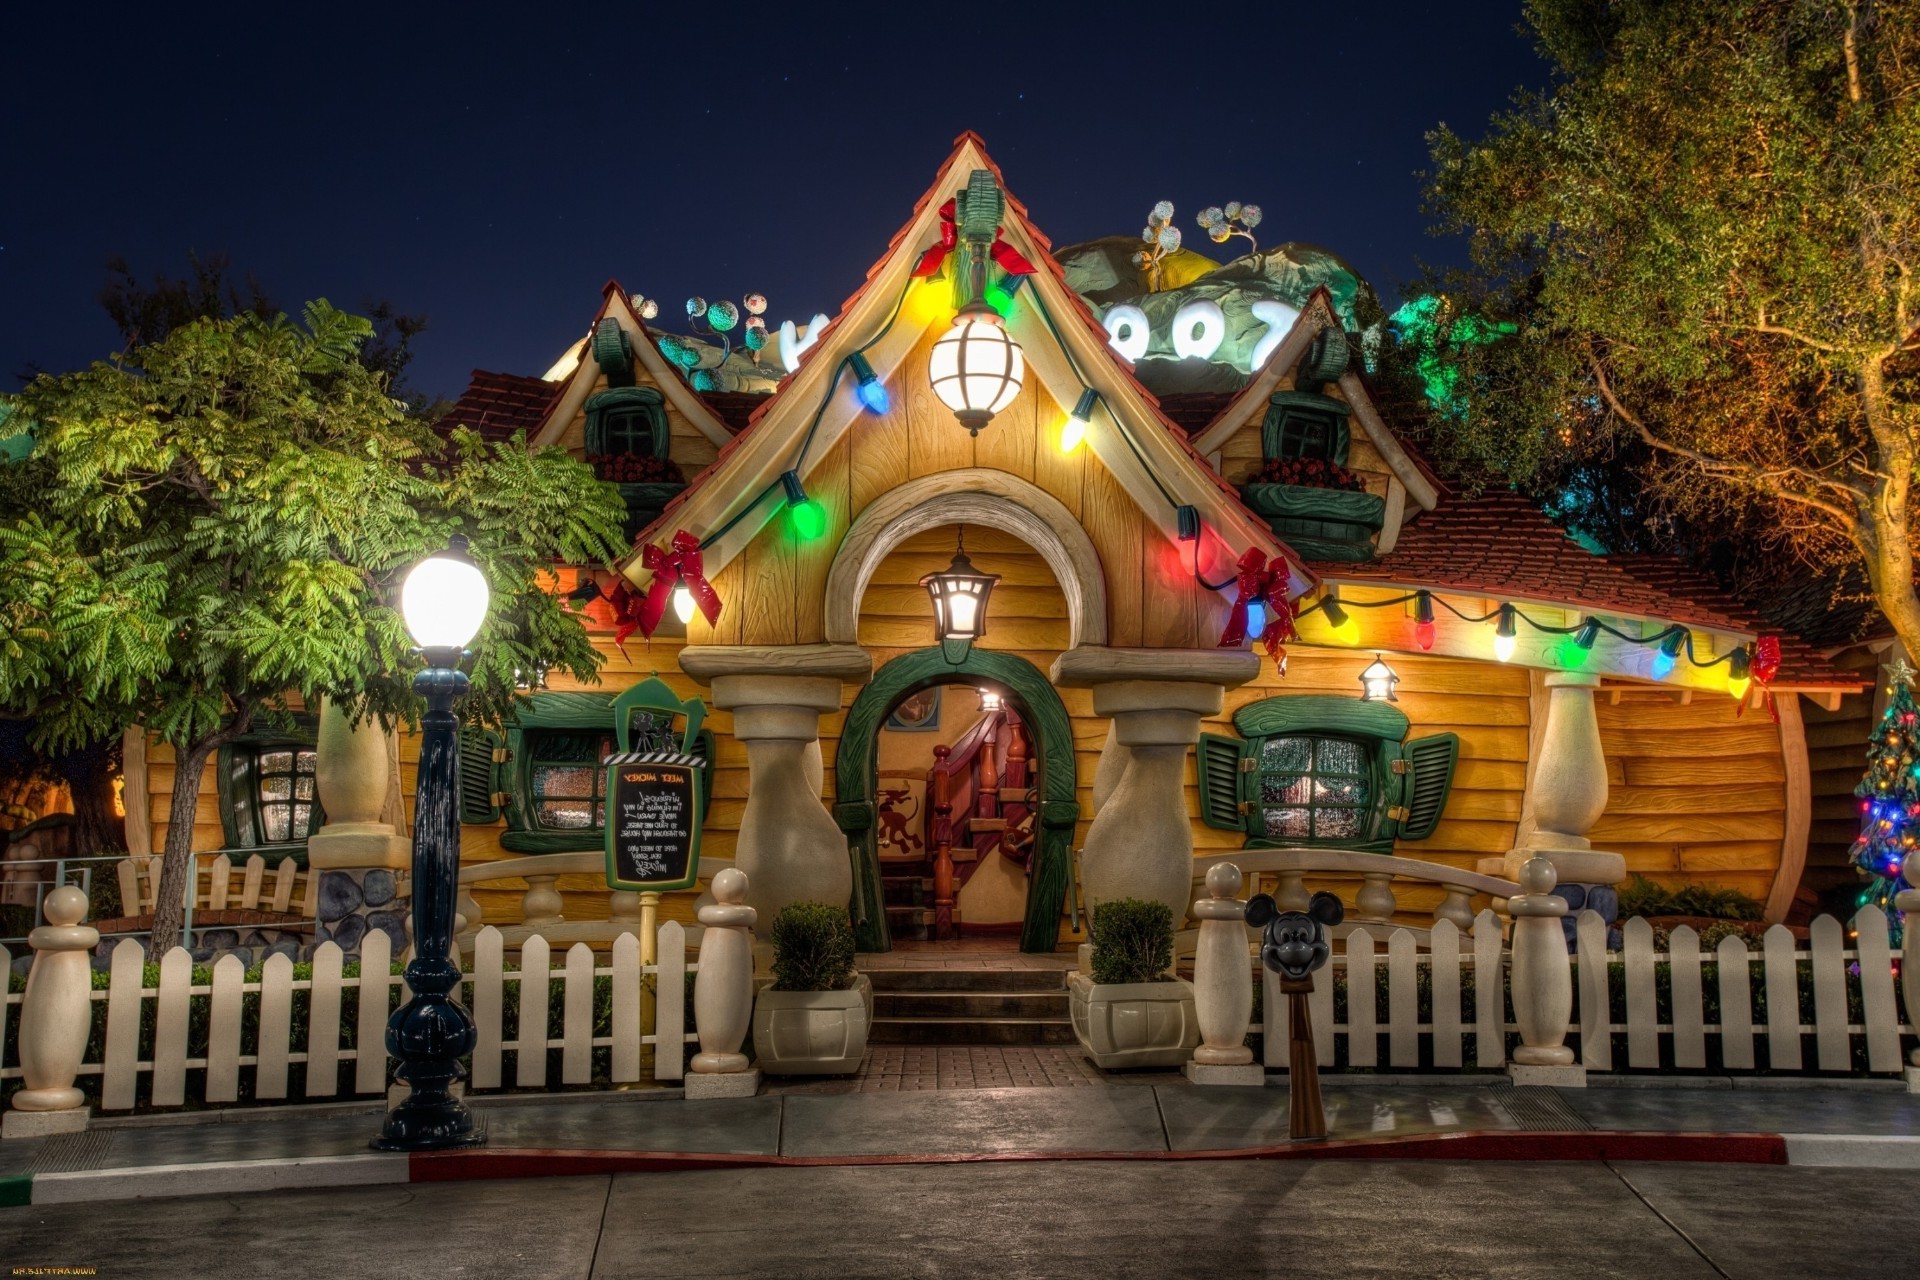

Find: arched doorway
836;648;1077;954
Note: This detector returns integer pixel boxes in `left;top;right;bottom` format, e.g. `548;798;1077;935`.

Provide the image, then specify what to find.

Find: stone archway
822;468;1109;649
836;648;1079;954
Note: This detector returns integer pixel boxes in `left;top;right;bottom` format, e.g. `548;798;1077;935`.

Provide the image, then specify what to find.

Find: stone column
1053;647;1261;929
688;867;759;1099
1186;862;1262;1085
1493;672;1625;936
1507;855;1585;1086
306;697;412;958
680;645;873;941
4;886;98;1138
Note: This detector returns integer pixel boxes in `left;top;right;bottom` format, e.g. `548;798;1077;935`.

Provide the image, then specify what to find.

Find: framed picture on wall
885;687;942;732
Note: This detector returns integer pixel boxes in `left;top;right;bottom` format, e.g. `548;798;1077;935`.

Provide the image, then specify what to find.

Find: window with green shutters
526;729;616;830
1197;694;1458;852
216;719;324;853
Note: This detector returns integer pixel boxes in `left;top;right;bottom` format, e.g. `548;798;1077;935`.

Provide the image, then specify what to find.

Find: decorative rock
242;930;271;948
691;868;757;1081
363;869;397;907
202;928;240;951
317;872;365;922
6;886;98;1136
363;910;407;952
1187;862;1259;1082
329;914;367;952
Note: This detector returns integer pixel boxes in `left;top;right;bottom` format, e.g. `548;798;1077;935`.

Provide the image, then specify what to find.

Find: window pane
1261;737;1311;773
1262;774;1311;805
534;731;613;764
534;765;597;799
1314;738;1366;775
295;750;317;773
294;775;316;801
538;800;597;829
1313;777;1368;806
263;807;291;843
291;803;313;838
260;775;292;802
1313;807;1365;839
1262;808;1310;838
259;750;293;775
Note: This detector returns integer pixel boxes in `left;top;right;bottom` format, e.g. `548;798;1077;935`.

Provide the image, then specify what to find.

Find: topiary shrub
769;901;856;992
1089;897;1175;985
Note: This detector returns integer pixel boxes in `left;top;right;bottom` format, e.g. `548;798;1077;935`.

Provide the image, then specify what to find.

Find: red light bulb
1414;619;1437;651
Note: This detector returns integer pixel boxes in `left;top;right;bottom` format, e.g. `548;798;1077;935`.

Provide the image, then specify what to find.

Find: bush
769;902;856;992
1618;874;1763;922
1089;898;1175;985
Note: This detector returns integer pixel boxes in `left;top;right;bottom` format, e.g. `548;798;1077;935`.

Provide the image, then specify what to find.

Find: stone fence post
4;885;98;1138
1897;853;1920;1093
1507;855;1585;1086
1186;862;1262;1085
687;867;759;1099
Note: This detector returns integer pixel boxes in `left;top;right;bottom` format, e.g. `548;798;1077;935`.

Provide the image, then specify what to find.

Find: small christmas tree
1848;658;1920;942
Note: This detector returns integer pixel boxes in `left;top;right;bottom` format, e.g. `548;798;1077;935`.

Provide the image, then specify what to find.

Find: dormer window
585;387;668;460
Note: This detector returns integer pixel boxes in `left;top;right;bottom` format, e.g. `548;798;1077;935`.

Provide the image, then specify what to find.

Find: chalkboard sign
603;750;705;892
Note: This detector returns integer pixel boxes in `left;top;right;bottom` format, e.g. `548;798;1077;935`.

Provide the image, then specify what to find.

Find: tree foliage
0;302;626;947
1406;0;1920;648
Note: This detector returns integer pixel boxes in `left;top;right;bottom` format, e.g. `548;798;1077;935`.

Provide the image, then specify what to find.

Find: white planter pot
751;973;872;1075
1068;972;1199;1069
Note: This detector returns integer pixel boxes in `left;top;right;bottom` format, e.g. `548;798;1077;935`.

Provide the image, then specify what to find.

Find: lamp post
375;536;490;1152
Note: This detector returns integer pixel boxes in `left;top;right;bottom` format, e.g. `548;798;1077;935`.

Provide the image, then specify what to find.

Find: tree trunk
1859;358;1920;663
149;738;217;955
53;737;124;860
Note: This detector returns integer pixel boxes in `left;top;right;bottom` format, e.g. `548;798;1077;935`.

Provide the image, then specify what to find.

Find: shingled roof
433;370;561;443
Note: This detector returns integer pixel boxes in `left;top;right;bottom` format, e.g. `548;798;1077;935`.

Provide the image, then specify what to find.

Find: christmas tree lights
1847;658;1918;942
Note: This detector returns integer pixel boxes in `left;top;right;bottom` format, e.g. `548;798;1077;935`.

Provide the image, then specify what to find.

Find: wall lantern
928;171;1025;435
1358;653;1400;703
921;530;1000;664
978;687;1004;713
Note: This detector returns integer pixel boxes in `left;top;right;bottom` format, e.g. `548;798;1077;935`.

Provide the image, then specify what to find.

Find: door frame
835;647;1078;953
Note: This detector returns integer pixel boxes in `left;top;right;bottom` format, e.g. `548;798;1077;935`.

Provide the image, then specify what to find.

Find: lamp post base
372;1093;485;1152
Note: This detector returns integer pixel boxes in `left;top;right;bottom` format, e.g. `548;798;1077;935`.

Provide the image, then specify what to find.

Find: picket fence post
1898;854;1920;1088
654;921;687;1082
688;867;758;1097
1429;918;1463;1070
517;936;552;1089
1508;855;1583;1085
1471;909;1504;1068
307;941;345;1097
1185;862;1260;1084
3;885;98;1138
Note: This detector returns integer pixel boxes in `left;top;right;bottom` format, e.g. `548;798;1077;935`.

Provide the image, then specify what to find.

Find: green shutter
1197;733;1252;831
458;726;506;825
1397;732;1460;841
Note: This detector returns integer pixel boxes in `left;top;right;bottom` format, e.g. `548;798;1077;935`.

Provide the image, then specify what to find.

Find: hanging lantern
1358;653;1400;703
920;530;1000;663
978;687;1004;713
929;308;1024;434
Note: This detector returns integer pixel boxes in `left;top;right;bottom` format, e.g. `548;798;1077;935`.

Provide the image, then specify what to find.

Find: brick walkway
763;1046;1183;1094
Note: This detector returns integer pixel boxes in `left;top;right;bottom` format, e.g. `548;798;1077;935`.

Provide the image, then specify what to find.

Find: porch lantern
928;308;1024;435
1358;653;1400;703
978;687;1004;713
378;536;489;1153
921;531;1000;664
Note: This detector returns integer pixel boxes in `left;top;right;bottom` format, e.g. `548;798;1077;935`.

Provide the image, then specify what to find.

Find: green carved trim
613;676;707;752
1238;484;1385;529
510;692;617;730
835;646;1078;953
1261;391;1351;465
1232;694;1409;742
500;829;602;854
615;481;687;542
592;318;635;388
1297;327;1351;391
834;800;874;834
584;387;668;458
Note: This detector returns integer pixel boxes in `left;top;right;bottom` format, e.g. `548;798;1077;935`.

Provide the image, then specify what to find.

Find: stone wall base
1507;1063;1589;1088
685;1069;761;1099
3;1107;89;1140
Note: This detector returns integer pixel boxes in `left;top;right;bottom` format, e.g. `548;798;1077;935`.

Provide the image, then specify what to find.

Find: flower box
1238;483;1387;562
1067;972;1199;1069
751;973;872;1075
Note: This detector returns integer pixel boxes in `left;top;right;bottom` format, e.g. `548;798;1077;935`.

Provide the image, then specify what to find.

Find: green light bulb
790;498;827;540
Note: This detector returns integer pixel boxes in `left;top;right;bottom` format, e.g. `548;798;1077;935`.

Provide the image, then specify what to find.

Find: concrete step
868;1016;1078;1046
862;967;1071;993
872;991;1069;1020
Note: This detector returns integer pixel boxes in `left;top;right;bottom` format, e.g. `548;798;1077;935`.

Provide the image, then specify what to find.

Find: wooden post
932;744;955;941
1897;852;1920;1089
1284;976;1325;1141
4;885;98;1138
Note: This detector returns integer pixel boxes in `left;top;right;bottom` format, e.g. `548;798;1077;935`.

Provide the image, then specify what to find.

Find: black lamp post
375;536;490;1152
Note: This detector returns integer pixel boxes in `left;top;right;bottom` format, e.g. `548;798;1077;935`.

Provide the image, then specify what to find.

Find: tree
1408;1;1920;651
0;302;627;950
1849;659;1919;937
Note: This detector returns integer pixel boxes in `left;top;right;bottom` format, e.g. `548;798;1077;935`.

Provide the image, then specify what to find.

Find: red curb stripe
407;1130;1787;1182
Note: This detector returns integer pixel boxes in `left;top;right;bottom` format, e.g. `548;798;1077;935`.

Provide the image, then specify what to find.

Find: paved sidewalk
4;1075;1918;1208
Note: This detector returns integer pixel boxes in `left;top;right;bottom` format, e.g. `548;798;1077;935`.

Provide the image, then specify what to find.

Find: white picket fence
0;923;697;1110
1251;908;1915;1074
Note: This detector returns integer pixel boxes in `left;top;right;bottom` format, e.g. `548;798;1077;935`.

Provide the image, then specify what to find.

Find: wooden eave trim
1338;369;1440;512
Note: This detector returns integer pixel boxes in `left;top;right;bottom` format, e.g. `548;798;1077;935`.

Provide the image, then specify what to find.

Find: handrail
459;852;734;886
1191;848;1520;899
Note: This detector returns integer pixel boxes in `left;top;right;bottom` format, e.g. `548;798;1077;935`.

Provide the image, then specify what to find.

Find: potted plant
751;901;871;1075
1237;454;1386;562
1068;897;1199;1069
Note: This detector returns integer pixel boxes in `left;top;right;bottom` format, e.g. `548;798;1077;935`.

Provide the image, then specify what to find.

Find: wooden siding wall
1803;689;1873;903
1592;693;1788;904
689;324;1224;652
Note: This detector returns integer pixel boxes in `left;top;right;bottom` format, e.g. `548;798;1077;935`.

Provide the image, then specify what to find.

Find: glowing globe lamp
1492;604;1518;663
1412;591;1436;652
849;352;890;415
1726;646;1753;701
978;687;1004;713
781;470;827;541
401;536;490;658
1359;653;1400;703
929;308;1024;435
1059;388;1098;455
921;535;1001;663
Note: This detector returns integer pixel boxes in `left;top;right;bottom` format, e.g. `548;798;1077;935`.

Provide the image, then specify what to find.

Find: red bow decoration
1217;548;1296;664
1737;636;1784;723
619;530;721;650
912;199;1039;279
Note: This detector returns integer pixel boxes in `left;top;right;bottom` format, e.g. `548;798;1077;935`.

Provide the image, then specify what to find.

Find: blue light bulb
857;378;890;414
1650;650;1676;679
1245;601;1266;639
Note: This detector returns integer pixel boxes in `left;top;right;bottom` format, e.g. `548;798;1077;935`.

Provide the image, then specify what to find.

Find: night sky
4;5;1549;402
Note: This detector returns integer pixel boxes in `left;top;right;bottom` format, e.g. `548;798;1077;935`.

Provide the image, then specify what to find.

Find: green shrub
1618;874;1763;922
1618;874;1670;918
769;902;856;992
1089;897;1175;985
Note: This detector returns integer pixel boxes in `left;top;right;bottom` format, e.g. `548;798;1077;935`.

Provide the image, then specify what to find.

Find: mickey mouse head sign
1244;891;1344;982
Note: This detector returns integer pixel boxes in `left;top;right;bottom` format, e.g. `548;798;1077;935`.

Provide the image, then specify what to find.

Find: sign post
604;751;706;893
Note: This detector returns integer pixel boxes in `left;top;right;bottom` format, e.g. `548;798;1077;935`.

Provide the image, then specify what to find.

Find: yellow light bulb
1493;632;1517;663
1727;674;1752;701
1060;415;1087;454
672;584;697;626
